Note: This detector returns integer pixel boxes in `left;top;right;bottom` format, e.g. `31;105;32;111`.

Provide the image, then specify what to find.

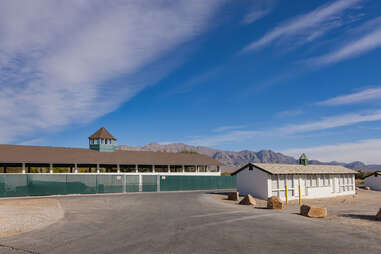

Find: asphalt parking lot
0;191;380;254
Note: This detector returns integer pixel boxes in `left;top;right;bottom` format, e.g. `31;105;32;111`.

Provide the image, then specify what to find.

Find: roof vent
299;153;308;166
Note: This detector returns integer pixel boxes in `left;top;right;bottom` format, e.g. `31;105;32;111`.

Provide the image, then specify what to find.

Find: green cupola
88;127;117;152
299;153;308;166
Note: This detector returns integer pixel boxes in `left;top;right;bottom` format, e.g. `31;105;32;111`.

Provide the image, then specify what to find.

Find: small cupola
88;127;117;152
299;153;308;166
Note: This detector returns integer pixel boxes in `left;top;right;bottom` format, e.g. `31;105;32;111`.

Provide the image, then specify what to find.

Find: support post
182;165;185;173
49;163;53;174
117;164;120;173
4;167;6;173
196;165;199;173
74;163;78;173
298;184;302;205
206;165;209;172
97;164;100;174
28;166;31;173
285;184;288;205
22;163;26;174
217;166;220;172
135;164;138;173
168;165;170;173
152;165;155;173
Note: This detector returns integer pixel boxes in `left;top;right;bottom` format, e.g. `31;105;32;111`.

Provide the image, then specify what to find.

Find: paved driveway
0;191;380;254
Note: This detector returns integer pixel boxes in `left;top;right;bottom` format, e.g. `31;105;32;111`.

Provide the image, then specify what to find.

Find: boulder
227;192;239;201
300;205;327;218
267;196;284;210
376;209;381;221
239;194;256;205
364;186;371;190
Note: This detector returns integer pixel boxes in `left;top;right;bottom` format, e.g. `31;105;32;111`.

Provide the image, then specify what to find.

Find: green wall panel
160;176;236;191
126;175;139;192
142;175;157;192
67;175;97;194
28;174;67;196
96;175;123;193
0;175;29;197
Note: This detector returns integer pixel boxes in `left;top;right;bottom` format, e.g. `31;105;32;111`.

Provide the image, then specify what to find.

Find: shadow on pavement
340;214;378;221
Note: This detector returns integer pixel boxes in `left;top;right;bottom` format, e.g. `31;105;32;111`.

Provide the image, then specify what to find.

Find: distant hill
117;143;380;173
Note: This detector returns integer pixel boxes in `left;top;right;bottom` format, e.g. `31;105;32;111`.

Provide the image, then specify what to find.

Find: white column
97;164;100;173
74;163;78;173
206;165;209;172
49;163;53;174
182;165;185;173
22;163;26;174
117;164;120;173
152;165;155;173
168;165;170;173
196;165;199;173
135;164;138;173
139;174;142;192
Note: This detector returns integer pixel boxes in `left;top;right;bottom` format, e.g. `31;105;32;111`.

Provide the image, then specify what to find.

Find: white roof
233;163;357;175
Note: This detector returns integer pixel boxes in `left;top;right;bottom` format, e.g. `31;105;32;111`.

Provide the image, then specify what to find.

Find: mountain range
117;143;380;173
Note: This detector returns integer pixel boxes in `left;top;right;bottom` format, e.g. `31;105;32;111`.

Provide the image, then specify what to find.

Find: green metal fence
0;174;236;197
160;176;236;191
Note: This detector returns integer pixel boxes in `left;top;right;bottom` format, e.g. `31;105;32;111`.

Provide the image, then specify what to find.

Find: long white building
232;155;357;201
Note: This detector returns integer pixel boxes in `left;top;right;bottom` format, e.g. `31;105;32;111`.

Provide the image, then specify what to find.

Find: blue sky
1;0;381;163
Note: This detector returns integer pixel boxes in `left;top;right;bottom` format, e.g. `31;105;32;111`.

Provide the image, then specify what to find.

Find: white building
232;159;357;201
365;171;381;191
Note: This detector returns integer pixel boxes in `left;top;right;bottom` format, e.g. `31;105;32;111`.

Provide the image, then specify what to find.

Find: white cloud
212;125;247;133
0;0;225;143
242;0;276;24
313;23;381;65
242;0;362;51
283;138;381;164
317;87;381;106
186;110;381;147
280;110;381;133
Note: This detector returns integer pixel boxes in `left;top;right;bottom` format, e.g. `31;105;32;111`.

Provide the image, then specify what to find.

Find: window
338;175;354;192
311;175;317;187
324;175;329;186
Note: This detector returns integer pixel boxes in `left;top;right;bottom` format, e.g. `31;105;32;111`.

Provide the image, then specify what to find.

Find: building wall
269;174;356;201
236;166;269;199
236;167;356;201
365;175;381;191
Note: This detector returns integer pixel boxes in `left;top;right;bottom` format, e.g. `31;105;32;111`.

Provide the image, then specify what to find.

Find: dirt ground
0;198;64;238
213;189;381;233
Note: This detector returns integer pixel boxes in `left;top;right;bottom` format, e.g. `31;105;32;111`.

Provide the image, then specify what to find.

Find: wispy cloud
0;0;225;143
317;87;381;106
280;110;381;134
242;0;276;24
242;0;362;52
212;125;247;133
313;17;381;65
187;110;381;147
283;138;381;164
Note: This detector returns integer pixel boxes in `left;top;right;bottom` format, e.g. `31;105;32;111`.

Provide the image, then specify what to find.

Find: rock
239;194;256;205
300;205;327;218
355;187;360;191
267;196;284;210
364;186;371;190
376;209;381;221
227;192;239;201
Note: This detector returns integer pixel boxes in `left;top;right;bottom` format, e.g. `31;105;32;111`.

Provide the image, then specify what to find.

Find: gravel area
0;198;64;238
213;189;381;233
